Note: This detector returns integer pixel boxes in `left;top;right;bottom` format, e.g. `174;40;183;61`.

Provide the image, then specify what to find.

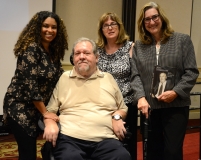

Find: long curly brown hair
14;11;68;61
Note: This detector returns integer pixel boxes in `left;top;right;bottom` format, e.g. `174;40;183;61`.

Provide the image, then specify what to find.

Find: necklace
156;42;160;65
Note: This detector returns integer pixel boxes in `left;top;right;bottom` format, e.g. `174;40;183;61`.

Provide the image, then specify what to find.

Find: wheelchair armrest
38;119;61;131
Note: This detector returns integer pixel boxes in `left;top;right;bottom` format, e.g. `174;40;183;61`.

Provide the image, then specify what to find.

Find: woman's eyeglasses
102;23;118;30
144;14;160;24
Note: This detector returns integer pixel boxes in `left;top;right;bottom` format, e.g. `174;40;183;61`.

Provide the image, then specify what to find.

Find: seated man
43;37;132;160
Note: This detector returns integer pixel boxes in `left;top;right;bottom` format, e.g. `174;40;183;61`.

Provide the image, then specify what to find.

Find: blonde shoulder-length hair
96;12;129;48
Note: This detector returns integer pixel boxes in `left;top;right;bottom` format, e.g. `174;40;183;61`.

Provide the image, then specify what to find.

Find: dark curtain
52;0;56;12
122;0;137;42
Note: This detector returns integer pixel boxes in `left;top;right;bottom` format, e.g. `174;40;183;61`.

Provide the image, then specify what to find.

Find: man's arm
43;118;60;147
108;74;128;141
111;110;127;141
112;110;127;120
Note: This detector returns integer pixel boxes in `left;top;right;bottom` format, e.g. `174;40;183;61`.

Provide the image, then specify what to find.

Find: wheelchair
38;119;132;160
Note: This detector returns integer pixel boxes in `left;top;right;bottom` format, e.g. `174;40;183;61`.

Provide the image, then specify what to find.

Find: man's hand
157;90;178;103
138;97;150;118
43;119;60;147
112;119;126;141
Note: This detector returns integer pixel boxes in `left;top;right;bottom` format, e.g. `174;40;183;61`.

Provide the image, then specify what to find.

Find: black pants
53;133;131;160
142;106;189;160
7;117;37;160
125;103;138;160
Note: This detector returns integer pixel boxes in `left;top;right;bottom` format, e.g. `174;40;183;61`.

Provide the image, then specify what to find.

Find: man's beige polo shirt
47;67;128;142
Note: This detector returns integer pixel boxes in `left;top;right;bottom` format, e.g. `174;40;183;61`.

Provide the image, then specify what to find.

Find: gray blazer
130;32;199;109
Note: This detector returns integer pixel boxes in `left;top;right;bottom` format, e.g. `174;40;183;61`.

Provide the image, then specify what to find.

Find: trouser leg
53;133;87;160
146;106;189;160
163;106;189;160
54;134;131;160
91;139;132;160
7;117;37;160
146;110;164;160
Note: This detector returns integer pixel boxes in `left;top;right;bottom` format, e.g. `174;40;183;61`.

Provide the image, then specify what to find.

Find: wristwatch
112;114;122;120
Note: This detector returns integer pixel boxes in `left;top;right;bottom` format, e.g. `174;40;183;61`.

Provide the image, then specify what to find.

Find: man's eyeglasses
144;14;160;24
102;23;118;30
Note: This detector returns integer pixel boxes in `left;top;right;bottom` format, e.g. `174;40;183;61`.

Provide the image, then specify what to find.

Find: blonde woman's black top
98;41;134;105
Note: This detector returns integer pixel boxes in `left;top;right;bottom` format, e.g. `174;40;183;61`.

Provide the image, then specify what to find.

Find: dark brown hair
14;11;68;61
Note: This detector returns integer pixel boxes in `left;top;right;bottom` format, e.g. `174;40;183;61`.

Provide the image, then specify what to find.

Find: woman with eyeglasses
130;2;199;160
96;12;137;160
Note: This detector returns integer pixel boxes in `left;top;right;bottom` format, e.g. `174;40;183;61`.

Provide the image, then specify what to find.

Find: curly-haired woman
3;11;68;160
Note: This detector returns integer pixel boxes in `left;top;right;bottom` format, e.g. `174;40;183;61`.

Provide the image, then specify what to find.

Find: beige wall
56;0;122;66
135;1;200;118
135;0;192;40
57;0;200;75
135;0;200;81
0;0;53;115
191;0;201;68
57;0;200;120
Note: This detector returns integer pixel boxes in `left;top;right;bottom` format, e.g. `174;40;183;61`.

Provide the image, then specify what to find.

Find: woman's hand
32;101;60;122
43;111;59;122
138;97;150;118
157;90;178;103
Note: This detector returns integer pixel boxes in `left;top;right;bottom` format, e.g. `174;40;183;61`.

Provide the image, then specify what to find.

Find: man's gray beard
78;65;90;74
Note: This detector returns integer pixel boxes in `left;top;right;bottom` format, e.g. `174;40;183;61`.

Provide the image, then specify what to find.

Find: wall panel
0;0;53;115
56;0;122;64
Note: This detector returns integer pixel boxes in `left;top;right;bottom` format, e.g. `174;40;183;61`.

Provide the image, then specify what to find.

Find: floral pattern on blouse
98;41;134;104
3;42;63;137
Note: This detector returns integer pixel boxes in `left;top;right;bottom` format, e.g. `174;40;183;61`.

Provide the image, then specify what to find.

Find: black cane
143;117;149;160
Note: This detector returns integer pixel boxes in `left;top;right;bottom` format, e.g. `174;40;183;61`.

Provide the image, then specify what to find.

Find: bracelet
42;110;49;116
